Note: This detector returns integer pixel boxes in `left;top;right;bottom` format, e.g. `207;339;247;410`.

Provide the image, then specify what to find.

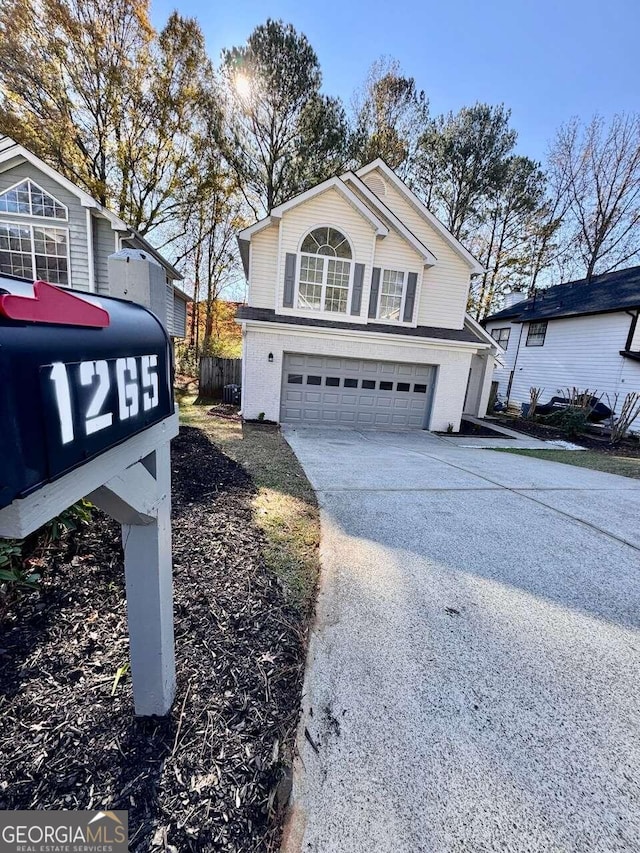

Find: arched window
0;179;67;220
298;227;352;313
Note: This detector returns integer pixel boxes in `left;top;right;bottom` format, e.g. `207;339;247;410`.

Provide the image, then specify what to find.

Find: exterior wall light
268;352;274;362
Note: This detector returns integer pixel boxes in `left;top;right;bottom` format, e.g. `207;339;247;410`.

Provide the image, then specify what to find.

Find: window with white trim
526;321;547;347
378;269;405;320
0;223;69;284
0;180;67;220
297;227;352;313
490;327;510;348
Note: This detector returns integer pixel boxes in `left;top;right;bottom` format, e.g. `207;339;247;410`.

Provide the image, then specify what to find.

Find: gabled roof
484;266;640;324
341;171;438;265
0;135;183;280
237;175;392;276
356;159;484;275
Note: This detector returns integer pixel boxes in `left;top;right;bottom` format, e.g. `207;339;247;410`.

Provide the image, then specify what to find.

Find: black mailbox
0;278;174;510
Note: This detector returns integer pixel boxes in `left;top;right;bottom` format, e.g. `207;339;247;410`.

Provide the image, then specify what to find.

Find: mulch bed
0;427;306;851
492;415;640;457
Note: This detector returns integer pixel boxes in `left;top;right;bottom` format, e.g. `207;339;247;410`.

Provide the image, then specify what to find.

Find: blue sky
151;0;639;161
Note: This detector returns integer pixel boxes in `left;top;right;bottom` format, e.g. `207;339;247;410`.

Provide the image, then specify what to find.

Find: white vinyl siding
0;163;89;290
507;312;640;414
484;319;522;397
366;174;471;329
249;222;280;309
278;187;375;323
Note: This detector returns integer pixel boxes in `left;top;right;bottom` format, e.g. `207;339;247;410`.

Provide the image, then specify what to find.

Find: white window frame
0;220;71;285
0;178;68;221
376;268;409;324
295;225;354;317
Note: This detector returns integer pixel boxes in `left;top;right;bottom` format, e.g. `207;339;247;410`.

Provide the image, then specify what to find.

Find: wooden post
89;442;176;716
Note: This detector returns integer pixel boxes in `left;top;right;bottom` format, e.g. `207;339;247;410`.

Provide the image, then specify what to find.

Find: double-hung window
491;327;511;348
297;227;352;314
526;321;547;347
0;180;70;285
378;269;405;321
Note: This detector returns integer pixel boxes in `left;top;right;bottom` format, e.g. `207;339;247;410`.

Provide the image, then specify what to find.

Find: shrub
542;407;589;437
0;539;40;590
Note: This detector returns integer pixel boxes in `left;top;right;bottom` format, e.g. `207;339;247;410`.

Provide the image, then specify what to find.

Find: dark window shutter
350;263;365;315
368;267;381;318
283;253;296;308
403;272;418;322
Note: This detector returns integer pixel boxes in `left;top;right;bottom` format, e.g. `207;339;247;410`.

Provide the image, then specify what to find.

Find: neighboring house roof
0;135;183;281
237;158;482;277
485;266;640;324
237;305;487;345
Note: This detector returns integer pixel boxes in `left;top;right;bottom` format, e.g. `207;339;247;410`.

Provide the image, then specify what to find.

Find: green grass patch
175;392;320;617
494;448;640;480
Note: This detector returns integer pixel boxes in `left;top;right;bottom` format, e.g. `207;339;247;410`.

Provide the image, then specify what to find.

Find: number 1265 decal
48;355;160;445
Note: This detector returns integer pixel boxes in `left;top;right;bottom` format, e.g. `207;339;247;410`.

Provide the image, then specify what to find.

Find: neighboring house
0;135;189;338
484;266;640;413
236;159;500;431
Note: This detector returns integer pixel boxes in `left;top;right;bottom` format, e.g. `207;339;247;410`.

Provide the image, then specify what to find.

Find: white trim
355;160;484;274
341;172;438;266
0;219;71;287
0;177;69;221
241;318;492;352
85;208;96;293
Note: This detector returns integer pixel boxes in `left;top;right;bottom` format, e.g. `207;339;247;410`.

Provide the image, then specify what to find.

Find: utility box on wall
107;249;169;328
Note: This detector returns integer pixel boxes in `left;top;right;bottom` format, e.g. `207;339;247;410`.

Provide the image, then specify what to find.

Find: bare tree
550;114;640;280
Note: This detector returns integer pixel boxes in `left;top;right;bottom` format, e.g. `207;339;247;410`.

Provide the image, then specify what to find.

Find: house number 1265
49;355;159;445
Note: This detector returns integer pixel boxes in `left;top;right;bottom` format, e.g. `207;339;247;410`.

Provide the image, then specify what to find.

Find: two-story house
236;159;499;431
484;267;640;413
0;135;188;338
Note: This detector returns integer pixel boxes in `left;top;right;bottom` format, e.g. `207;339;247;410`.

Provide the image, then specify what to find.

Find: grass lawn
495;448;640;480
176;386;320;617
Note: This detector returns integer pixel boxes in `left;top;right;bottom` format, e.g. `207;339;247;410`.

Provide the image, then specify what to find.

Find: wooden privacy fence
199;357;242;398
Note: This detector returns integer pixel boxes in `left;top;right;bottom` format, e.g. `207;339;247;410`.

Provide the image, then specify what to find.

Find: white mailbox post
0;278;179;716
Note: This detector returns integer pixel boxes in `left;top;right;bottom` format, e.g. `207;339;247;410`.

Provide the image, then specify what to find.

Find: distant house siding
0;162;91;291
506;311;640;412
484;319;523;398
172;293;187;338
93;214;116;294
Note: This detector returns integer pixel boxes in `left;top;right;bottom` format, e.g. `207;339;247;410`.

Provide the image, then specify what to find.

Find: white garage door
280;353;436;429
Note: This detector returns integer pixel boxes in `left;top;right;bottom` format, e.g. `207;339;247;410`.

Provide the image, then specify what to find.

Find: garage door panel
281;353;435;430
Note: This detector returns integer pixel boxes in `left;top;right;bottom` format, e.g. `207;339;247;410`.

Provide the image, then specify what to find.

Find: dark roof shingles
236;306;481;343
485;266;640;324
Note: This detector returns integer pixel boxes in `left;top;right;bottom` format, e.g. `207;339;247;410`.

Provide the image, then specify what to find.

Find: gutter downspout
85;208;96;293
507;321;525;405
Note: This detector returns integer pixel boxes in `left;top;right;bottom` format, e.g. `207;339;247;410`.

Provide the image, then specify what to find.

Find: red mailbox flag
0;280;109;328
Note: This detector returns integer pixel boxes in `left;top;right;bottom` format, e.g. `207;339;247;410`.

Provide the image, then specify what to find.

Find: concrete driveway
281;427;640;853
